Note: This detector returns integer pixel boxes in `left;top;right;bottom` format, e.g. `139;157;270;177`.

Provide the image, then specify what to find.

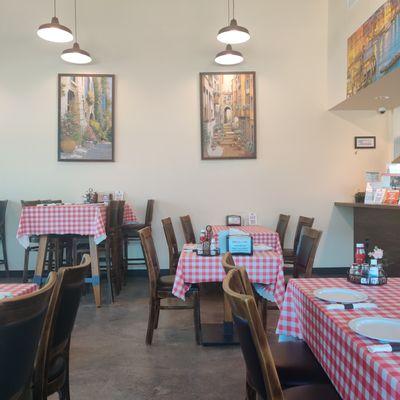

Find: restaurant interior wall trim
0;0;391;270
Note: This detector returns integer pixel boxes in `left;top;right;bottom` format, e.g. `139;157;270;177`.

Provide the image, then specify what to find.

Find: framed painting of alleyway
200;71;256;160
58;74;115;161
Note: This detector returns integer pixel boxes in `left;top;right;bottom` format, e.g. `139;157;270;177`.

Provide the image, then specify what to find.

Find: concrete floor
47;277;279;400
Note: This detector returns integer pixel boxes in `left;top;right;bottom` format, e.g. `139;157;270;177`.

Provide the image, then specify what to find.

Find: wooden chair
180;215;196;244
139;227;201;345
222;252;268;330
122;199;155;268
276;214;290;249
283;216;314;264
161;217;180;275
287;227;322;281
33;255;91;400
222;268;339;400
0;272;56;400
21;200;63;282
0;200;9;277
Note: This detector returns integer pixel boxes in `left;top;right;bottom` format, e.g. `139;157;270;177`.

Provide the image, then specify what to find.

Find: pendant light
217;0;250;45
61;0;92;64
215;44;244;65
37;0;73;43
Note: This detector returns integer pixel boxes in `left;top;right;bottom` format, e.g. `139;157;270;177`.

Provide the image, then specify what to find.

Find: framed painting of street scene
200;71;256;160
58;74;114;161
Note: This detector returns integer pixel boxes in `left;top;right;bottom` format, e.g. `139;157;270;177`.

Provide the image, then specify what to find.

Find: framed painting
200;71;256;160
58;74;115;161
347;0;400;97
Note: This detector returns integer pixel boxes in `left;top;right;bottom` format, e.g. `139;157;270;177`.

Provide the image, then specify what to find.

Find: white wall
0;0;391;270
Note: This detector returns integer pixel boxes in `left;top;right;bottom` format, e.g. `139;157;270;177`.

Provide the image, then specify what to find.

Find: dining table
0;283;38;299
173;225;285;345
16;202;137;307
276;277;400;400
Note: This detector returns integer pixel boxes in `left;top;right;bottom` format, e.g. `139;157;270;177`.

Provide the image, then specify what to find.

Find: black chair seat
271;340;330;387
283;384;340;400
48;356;66;381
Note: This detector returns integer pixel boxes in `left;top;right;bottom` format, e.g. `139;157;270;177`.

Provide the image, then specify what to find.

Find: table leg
33;235;48;285
89;236;101;307
200;287;239;346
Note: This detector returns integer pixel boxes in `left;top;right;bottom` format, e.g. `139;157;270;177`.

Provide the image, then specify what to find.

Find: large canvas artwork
58;74;114;161
200;72;256;160
347;0;400;97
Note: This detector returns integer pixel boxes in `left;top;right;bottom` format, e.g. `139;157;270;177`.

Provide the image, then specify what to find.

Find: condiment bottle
355;243;366;264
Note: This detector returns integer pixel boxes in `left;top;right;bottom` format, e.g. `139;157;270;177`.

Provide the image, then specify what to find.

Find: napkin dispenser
227;234;253;255
219;228;245;254
218;230;229;254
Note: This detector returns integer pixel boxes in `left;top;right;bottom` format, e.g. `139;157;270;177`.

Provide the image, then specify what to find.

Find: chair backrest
34;255;91;398
0;273;56;400
293;216;314;253
222;252;236;274
138;227;160;298
0;200;7;228
106;200;125;233
180;215;196;244
222;253;255;298
223;268;284;400
21;200;62;207
144;200;155;226
294;227;322;278
161;217;179;270
275;214;290;248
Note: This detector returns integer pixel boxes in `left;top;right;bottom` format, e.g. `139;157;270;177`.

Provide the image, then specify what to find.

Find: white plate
314;287;368;304
349;317;400;343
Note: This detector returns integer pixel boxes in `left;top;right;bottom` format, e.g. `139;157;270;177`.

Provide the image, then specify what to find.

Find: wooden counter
335;202;400;275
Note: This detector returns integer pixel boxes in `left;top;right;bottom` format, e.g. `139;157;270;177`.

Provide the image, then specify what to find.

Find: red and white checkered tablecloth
123;204;137;223
0;283;38;299
212;225;281;252
172;245;285;307
16;203;137;248
276;278;400;400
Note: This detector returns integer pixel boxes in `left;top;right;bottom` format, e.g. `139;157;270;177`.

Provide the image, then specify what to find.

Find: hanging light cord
233;0;235;19
227;0;230;24
53;0;56;16
74;0;78;41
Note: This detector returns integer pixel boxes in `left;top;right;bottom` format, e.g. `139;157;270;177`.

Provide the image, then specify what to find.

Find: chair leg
1;233;9;277
47;243;54;272
23;248;30;283
261;300;267;333
193;291;202;345
154;301;160;329
71;238;78;265
105;241;114;303
123;236;128;285
58;360;71;400
114;235;122;294
146;299;158;345
246;380;257;400
55;239;61;270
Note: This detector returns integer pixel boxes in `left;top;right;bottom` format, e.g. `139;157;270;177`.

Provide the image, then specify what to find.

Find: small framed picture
226;215;242;226
355;136;376;149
